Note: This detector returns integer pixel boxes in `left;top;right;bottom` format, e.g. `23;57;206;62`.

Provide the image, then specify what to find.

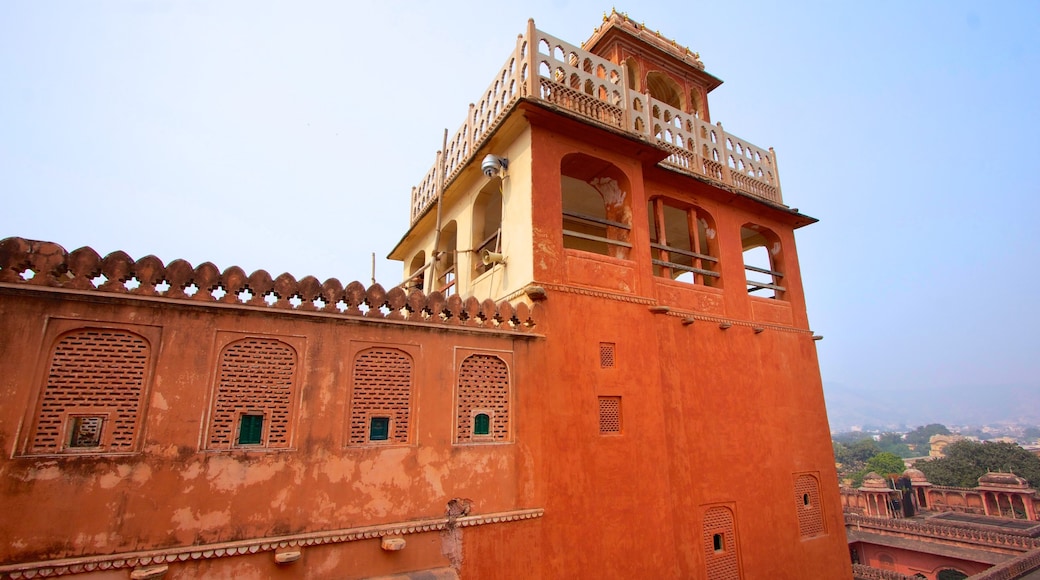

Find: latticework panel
599;342;615;368
703;506;741;580
598;396;621;434
456;354;510;442
30;329;149;454
208;338;296;449
349;348;412;444
795;474;825;538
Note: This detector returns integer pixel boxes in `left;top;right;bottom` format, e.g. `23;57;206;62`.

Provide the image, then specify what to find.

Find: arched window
937;569;968;580
648;198;720;286
741;224;785;299
29;328;150;454
472;185;503;278
561;153;632;260
878;554;895;570
208;338;297;450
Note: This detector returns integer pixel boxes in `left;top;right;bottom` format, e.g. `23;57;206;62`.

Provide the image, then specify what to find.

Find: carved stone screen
456;354;510;442
349;348;413;444
208;338;296;449
30;329;149;454
795;473;825;538
703;505;740;580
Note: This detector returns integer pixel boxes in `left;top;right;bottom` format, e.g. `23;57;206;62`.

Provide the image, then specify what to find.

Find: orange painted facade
0;13;852;579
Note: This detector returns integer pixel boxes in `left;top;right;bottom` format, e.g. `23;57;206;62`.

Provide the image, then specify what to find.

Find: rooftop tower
388;11;851;579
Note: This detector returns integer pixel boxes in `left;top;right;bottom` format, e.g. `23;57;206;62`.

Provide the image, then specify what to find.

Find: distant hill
822;381;1040;432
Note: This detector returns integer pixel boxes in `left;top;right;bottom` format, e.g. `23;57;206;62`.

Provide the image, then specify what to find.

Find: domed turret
903;467;929;484
859;472;892;491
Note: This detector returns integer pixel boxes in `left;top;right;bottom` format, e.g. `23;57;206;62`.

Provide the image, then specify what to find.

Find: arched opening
561;153;632;260
878;553;895;570
648;198;720;286
624;57;639;91
472;184;503;278
408;251;426;292
937;569;968;580
690;88;704;119
436;221;458;296
646;71;682;109
741;224;785;299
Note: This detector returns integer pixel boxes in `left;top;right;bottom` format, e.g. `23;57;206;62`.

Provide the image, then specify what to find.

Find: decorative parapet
0;508;544;579
409;20;782;225
0;238;538;334
852;564;919;580
970;548;1040;580
845;514;1040;552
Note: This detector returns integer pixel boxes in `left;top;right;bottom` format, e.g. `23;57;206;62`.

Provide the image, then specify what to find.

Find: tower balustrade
409;21;784;225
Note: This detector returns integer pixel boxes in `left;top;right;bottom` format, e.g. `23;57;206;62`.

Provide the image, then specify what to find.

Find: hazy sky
2;2;1038;421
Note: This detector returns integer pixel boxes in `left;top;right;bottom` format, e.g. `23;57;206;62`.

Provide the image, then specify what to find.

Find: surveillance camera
481;154;508;178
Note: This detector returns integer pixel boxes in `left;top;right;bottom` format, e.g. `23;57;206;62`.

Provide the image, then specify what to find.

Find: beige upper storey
390;13;807;306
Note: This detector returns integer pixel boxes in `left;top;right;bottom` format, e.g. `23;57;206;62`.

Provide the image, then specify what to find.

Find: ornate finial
691;51;704;70
603;11;608;22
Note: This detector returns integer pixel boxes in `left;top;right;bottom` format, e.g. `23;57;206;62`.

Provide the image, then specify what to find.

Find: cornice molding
0;508;544;579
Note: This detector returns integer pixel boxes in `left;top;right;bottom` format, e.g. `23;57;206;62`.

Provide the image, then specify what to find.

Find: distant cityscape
824;381;1040;434
835;423;1040;446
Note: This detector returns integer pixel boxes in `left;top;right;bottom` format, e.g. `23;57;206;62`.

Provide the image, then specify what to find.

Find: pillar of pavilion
976;472;1037;520
858;472;899;518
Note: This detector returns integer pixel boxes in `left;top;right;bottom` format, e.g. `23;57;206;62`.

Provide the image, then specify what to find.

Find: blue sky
2;2;1038;426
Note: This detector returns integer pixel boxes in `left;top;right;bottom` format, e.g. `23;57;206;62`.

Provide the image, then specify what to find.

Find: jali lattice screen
349;348;413;444
208;338;296;449
703;505;741;580
794;473;825;538
456;354;510;442
30;329;150;454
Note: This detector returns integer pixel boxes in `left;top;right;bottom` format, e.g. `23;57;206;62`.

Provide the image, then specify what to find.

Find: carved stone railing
845;514;1040;551
0;237;537;334
969;548;1040;579
408;20;783;225
852;564;918;580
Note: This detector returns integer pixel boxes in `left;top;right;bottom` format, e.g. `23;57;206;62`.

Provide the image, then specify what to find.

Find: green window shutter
370;417;390;441
238;414;264;445
473;413;490;435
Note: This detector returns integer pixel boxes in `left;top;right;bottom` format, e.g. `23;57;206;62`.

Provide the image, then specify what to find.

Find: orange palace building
0;12;852;579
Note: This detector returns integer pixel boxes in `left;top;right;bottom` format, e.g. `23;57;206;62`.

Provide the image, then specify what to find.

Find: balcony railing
409;21;784;225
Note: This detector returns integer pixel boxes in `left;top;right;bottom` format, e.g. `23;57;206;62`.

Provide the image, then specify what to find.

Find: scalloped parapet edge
0;237;537;333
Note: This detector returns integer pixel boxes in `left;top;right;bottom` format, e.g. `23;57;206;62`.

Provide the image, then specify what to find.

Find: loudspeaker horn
481;249;505;266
